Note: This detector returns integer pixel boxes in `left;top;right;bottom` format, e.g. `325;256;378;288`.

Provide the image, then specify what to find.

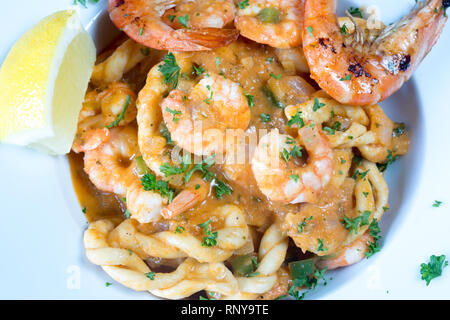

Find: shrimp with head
235;0;304;48
303;0;449;105
251;122;333;204
108;0;239;51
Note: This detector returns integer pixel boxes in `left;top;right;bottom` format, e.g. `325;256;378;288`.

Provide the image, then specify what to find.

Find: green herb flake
420;255;448;286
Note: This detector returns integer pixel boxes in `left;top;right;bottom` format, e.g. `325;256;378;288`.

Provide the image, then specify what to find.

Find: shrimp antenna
345;10;364;44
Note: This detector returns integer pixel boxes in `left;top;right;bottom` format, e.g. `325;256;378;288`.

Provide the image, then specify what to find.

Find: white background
0;0;449;299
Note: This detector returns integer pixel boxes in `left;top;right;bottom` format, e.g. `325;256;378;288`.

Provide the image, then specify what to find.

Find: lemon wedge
0;10;96;155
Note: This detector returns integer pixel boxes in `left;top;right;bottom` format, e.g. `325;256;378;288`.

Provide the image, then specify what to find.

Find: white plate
0;0;449;299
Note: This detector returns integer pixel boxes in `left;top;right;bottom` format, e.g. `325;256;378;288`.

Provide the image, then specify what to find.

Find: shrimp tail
161;188;206;219
169;28;240;51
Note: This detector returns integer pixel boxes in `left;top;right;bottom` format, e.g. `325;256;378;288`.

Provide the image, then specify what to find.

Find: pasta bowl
0;0;449;299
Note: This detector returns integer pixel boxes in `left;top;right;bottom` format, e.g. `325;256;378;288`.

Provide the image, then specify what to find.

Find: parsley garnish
313;98;325;111
193;64;205;75
420;255;448;285
160;123;174;146
175;226;185;234
73;0;100;8
244;92;254;108
317;239;328;252
238;0;249;9
287;110;305;128
213;179;233;199
158;53;180;89
433;200;443;208
165;107;182;123
178;14;189;28
307;26;314;37
341;211;371;234
184;154;215;183
340;74;352;81
160;154;191;177
141;173;175;202
106;95;131;129
198;219;218;247
145;272;156;280
270;73;281;80
260;113;271;123
348;7;363;18
365;219;381;258
340;23;348;35
298;216;313;233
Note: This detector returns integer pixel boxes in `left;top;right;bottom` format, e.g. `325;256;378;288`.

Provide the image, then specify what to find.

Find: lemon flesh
0;10;96;155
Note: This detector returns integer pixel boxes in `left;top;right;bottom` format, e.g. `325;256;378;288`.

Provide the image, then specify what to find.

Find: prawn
108;0;239;51
316;232;373;270
303;0;449;105
72;82;137;153
161;73;251;156
235;0;304;48
251;123;333;204
83;126;140;196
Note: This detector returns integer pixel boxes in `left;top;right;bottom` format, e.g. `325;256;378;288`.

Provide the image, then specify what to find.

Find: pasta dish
68;0;447;299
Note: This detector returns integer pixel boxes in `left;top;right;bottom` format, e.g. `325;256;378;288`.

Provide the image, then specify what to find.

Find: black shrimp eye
443;0;450;9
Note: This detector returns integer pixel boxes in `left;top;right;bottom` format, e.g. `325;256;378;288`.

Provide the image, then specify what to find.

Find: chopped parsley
105;282;112;287
213;179;233;199
105;95;131;129
158;53;180;89
420;255;448;286
165;107;182;123
340;23;348;35
287;110;305;128
393;123;406;137
178;14;189;28
145;272;156;280
73;0;100;8
261;86;284;108
348;7;363;18
341;211;371;234
270;73;281;80
160;123;175;146
244;92;254;108
141;173;175;202
352;169;369;180
260;113;271;123
432;200;443;208
184;154;215;183
193;64;206;75
377;150;399;172
175;226;185;234
298;216;313;233
198;219;218;247
317;239;327;252
237;0;249;9
307;26;314;37
340;74;352;81
160;154;191;177
365;219;381;258
313;98;325;111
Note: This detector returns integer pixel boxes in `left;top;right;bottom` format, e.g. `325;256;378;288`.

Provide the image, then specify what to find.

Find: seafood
303;0;449;105
235;0;304;48
107;0;239;51
161;73;251;156
73;82;137;153
317;232;373;270
252;124;333;204
83;126;140;196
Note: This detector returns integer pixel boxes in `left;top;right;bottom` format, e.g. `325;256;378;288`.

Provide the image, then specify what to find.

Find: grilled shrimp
303;0;449;105
235;0;304;48
108;0;239;51
251;123;333;204
161;73;251;156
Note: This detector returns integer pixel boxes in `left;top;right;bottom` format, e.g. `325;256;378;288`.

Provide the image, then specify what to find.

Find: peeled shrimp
84;126;140;196
251;123;333;204
72;82;137;153
235;0;304;48
317;232;373;270
161;73;251;156
303;0;449;105
108;0;239;51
